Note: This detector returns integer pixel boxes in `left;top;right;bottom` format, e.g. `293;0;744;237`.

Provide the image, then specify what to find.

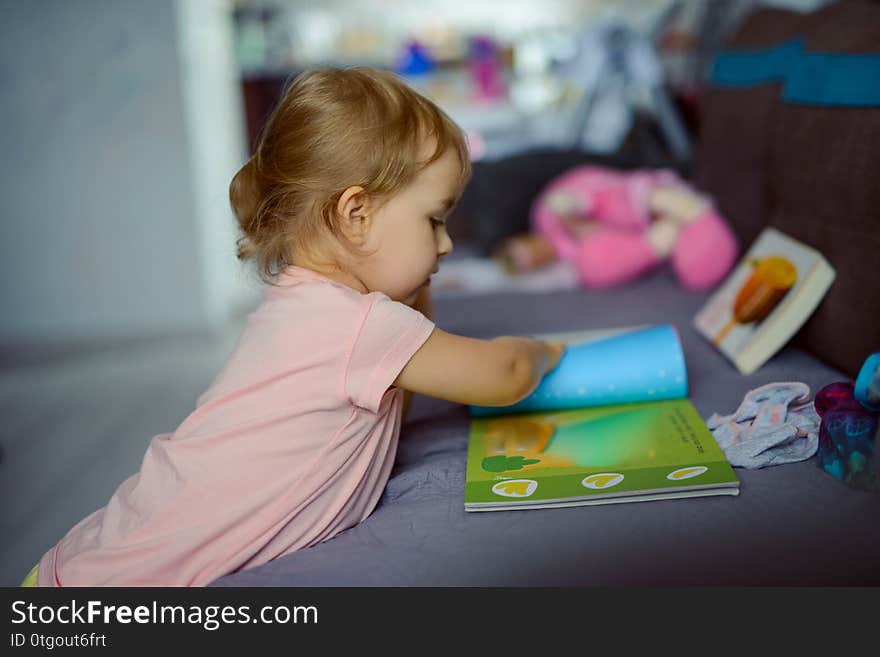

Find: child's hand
494;337;565;380
543;341;566;374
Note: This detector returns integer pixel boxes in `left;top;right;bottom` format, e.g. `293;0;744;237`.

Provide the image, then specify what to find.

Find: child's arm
394;329;565;407
402;287;435;418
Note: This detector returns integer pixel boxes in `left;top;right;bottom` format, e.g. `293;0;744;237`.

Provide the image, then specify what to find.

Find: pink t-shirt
38;266;435;586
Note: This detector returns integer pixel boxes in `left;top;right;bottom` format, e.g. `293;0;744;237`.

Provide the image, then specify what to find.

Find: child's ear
335;186;373;245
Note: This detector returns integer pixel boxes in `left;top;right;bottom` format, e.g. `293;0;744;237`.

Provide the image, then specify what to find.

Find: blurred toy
496;233;558;273
814;353;880;492
854;352;880;411
496;165;738;290
396;40;435;76
468;35;506;102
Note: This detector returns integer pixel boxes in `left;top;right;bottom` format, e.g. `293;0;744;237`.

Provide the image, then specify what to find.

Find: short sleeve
344;293;436;413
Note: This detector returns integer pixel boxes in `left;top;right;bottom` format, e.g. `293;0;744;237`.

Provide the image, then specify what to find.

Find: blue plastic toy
815;352;880;492
854;352;880;411
396;40;435;76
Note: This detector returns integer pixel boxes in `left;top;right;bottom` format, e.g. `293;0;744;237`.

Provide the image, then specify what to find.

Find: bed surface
212;272;880;586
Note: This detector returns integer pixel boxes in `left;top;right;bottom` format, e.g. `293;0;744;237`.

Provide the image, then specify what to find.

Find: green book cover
465;398;740;511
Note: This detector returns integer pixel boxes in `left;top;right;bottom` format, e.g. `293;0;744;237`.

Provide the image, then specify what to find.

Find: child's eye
429;217;444;228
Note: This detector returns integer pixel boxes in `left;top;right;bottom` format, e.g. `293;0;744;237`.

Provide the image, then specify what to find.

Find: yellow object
21;564;39;587
584;474;621;488
669;467;703;480
713;255;798;346
496;481;531;496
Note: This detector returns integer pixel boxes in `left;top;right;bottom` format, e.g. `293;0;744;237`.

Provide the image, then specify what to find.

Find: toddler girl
27;67;563;587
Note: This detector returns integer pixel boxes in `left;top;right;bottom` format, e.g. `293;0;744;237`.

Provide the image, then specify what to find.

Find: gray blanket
212;272;880;586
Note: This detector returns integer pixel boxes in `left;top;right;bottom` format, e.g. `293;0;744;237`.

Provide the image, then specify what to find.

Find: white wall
176;0;262;328
0;0;254;342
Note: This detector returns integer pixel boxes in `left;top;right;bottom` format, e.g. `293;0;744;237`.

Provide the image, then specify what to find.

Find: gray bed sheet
212;271;880;586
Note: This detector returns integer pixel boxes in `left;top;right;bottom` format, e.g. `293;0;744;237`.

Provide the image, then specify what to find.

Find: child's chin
403;287;425;305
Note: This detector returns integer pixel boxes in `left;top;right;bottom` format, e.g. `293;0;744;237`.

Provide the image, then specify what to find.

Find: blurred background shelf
1;0;827;345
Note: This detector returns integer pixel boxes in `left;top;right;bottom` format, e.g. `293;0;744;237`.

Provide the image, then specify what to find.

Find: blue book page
471;324;689;417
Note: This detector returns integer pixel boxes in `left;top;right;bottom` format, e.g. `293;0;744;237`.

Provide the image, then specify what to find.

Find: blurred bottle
815;379;880;493
469;35;506;102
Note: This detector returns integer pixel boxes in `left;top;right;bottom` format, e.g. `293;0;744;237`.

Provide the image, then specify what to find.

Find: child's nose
438;228;453;256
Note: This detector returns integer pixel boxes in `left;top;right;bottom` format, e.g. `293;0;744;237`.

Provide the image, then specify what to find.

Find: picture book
693;227;835;375
465;325;740;511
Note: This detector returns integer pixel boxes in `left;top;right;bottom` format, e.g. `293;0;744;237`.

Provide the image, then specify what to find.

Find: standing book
465;325;740;511
693;226;835;375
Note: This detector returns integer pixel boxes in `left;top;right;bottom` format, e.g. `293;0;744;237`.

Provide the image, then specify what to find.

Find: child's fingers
544;341;566;373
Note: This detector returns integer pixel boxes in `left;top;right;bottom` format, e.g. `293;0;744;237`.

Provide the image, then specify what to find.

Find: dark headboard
695;0;880;377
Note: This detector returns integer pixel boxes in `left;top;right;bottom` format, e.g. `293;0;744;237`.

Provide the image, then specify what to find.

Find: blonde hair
229;67;472;283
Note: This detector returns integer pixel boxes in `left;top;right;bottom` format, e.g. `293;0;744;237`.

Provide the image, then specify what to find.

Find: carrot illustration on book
713;255;798;346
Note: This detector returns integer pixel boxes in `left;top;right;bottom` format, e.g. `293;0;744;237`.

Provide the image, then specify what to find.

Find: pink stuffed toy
502;165;739;290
